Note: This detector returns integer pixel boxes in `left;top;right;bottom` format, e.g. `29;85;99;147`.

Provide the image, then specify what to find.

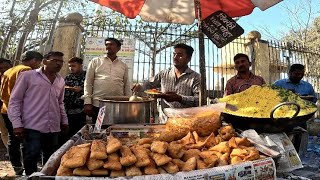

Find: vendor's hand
61;124;69;135
162;92;182;102
72;86;81;93
131;83;142;92
84;104;93;116
13;127;25;140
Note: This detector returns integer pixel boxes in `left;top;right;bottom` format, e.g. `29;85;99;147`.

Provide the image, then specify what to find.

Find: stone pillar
247;31;280;84
51;13;84;78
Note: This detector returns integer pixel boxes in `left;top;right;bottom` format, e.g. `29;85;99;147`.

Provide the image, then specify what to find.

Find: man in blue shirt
274;64;317;103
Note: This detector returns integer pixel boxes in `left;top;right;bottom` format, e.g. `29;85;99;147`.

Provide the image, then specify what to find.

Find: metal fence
1;17;320;98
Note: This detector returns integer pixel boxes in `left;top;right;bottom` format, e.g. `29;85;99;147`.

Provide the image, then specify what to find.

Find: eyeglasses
47;59;64;64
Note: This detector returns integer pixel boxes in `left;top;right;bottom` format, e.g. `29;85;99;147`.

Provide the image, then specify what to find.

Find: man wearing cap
224;53;266;95
83;38;131;123
0;51;43;175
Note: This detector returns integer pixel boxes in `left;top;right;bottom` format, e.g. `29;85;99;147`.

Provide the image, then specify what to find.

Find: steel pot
99;96;154;124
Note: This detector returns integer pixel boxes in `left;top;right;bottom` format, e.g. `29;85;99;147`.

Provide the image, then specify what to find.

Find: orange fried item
231;156;243;165
131;146;151;167
172;159;185;170
218;125;236;141
73;167;91;176
106;137;122;154
197;158;207;170
151;141;168;154
230;148;249;159
152;153;172;166
163;161;179;173
86;158;104;171
120;146;137;166
177;132;195;146
199;151;219;166
103;153;122;170
209;142;231;154
144;159;159;175
167;141;185;159
182;149;201;162
125;166;142;176
61;143;91;168
217;153;230;166
235;137;252;147
90;140;108;159
110;170;125;177
138;138;154;145
182;157;197;171
157;167;167;174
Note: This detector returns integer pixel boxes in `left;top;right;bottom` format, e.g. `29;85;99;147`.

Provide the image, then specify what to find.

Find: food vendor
133;44;200;123
274;63;317;103
224;53;266;95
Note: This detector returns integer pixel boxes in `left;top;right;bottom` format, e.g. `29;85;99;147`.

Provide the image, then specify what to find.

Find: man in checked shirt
134;43;200;123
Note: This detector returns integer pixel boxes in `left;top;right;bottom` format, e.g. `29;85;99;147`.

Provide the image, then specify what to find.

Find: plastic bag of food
158;103;226;141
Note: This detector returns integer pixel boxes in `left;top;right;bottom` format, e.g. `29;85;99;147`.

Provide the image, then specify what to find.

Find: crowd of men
0;38;317;176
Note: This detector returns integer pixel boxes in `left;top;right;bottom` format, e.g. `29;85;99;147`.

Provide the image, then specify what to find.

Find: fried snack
162;161;179;173
217;153;229;166
177;132;195;146
167;141;185;159
199;151;218;166
151;141;168;154
165;110;221;140
86;158;104;171
243;148;260;161
235;137;252;147
209;142;231;154
157;167;167;174
231;156;243;165
90;140;108;159
125;166;142;176
110;170;125;177
106;137;122;154
103;153;122;170
140;144;151;149
61;143;91;168
182;157;197;171
138;138;154;145
56;165;73;176
230;148;248;159
131;146;151;167
172;159;185;170
228;137;238;149
152;153;172;166
210;150;223;158
218;125;236;141
182;149;201;162
215;135;223;144
120;146;137;166
73;167;91;176
204;133;217;148
144;159;159;175
156;131;175;142
196;158;207;170
91;169;109;176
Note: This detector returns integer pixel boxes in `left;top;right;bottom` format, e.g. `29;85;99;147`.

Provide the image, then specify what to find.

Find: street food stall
30;85;318;179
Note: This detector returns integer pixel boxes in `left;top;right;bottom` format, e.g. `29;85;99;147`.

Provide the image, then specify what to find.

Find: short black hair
233;53;249;62
289;64;304;73
105;38;122;47
68;57;83;64
44;51;64;60
0;57;12;65
21;51;43;62
174;43;194;58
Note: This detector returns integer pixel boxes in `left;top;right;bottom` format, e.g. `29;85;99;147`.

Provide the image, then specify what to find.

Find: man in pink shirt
8;51;69;175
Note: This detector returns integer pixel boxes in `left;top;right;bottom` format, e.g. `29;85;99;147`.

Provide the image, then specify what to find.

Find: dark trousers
23;129;59;175
92;106;100;125
59;112;86;146
2;114;23;168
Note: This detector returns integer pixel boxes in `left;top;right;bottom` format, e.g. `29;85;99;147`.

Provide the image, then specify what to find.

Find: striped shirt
144;67;200;109
225;72;265;95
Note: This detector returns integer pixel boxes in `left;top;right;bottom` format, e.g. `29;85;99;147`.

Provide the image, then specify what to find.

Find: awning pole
196;0;207;106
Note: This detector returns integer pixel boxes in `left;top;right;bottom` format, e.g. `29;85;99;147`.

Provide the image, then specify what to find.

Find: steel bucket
99;96;153;124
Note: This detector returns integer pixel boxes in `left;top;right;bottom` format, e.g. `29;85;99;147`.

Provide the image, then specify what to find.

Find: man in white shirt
83;38;130;123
